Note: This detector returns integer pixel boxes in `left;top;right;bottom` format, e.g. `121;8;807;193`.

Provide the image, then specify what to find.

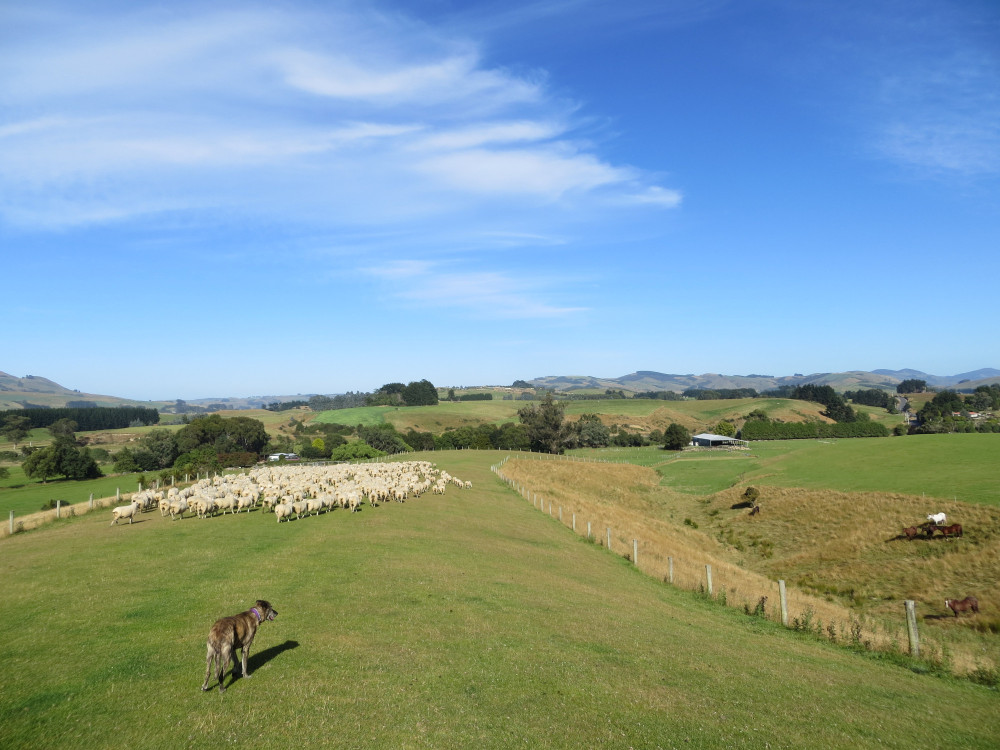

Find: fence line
492;454;931;664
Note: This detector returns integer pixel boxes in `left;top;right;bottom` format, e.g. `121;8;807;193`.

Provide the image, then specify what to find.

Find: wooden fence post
587;521;591;539
89;493;94;510
779;580;789;626
667;556;674;584
606;527;611;550
9;510;13;534
559;506;563;522
905;600;920;656
56;500;61;519
572;514;576;532
632;539;638;566
706;564;713;596
116;487;121;501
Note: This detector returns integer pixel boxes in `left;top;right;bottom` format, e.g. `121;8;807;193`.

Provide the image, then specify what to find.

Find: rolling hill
1;366;998;411
528;368;1000;394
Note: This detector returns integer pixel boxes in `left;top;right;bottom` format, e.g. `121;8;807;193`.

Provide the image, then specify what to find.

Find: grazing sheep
274;503;293;523
110;502;141;526
215;495;237;515
169;499;188;521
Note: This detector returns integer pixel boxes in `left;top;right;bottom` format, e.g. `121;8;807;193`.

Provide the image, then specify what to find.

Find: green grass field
575;433;1000;506
1;450;997;749
0;466;138;516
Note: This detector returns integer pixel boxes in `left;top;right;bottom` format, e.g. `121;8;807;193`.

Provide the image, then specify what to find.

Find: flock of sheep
110;460;470;525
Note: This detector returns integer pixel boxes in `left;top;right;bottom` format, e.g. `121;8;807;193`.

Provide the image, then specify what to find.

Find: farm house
690;433;748;448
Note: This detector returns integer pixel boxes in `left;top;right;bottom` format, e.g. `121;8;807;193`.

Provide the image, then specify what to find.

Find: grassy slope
1;451;997;749
575;433;1000;507
310;397;838;435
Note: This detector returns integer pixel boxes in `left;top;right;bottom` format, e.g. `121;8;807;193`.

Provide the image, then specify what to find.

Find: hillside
1;451;997;749
0;371;156;410
2;366;998;410
529;368;1000;394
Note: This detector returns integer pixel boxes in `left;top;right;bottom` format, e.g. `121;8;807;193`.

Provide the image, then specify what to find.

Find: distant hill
0;371;159;410
0;370;322;412
2;366;998;411
528;368;1000;394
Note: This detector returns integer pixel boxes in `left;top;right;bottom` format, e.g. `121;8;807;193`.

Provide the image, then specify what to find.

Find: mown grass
1;451;997;749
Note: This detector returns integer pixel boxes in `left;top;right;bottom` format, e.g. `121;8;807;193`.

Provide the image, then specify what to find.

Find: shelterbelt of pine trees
0;406;159;431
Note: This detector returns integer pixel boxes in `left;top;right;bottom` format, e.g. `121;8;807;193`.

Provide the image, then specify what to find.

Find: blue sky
3;0;998;400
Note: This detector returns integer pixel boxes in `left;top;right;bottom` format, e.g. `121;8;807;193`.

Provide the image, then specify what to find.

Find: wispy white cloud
862;7;1000;176
0;1;677;231
362;260;586;319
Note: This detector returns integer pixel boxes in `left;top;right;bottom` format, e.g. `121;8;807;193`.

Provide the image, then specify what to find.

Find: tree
175;414;268;456
48;418;78;439
517;393;566;454
22;436;101;481
113;447;141;474
713;420;736;437
402;379;439;406
663;423;690;451
1;415;31;448
575;414;611;448
358;424;411;454
140;428;179;469
897;379;927;394
22;445;60;482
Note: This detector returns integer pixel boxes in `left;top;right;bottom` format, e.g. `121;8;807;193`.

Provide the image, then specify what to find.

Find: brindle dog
201;599;278;693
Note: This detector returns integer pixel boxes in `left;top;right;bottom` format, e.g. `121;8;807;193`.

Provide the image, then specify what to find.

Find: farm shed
691;433;748;448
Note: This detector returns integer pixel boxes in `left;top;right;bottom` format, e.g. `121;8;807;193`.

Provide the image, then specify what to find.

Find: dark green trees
663;423;691;451
517;393;566;454
23;436;102;481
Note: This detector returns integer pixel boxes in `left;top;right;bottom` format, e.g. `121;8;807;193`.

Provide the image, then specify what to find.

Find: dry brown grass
499;455;999;676
565;400;833;435
1;493;126;538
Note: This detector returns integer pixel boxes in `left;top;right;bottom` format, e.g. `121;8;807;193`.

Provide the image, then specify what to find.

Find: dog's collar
251;607;262;623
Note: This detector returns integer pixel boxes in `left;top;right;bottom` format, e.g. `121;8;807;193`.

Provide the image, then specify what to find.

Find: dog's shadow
230;639;299;684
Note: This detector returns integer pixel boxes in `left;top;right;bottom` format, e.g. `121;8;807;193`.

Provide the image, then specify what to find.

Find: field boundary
491;452;992;679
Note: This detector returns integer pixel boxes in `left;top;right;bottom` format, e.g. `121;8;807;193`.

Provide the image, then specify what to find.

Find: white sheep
274;503;293;522
168;498;188;521
110;502;141;526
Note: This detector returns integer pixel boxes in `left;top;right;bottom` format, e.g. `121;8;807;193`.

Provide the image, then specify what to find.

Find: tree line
0;406;159;431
